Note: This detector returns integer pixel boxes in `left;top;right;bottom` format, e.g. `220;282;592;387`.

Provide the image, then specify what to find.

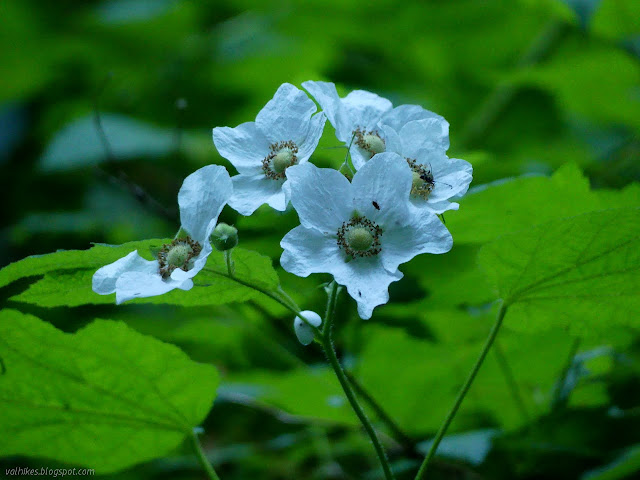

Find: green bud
210;223;238;251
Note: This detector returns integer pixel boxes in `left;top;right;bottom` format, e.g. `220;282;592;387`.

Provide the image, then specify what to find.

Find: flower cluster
93;82;472;321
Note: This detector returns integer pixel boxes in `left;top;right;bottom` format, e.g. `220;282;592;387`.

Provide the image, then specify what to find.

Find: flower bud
210;223;238;251
294;310;322;346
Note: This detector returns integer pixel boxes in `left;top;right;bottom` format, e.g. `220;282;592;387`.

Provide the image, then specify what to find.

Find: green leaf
1;242;280;307
479;207;640;334
0;309;218;473
0;239;166;289
447;163;639;244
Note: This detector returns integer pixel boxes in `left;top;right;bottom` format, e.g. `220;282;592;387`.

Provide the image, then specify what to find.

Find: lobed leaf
1;242;280;308
0;309;218;473
479;207;640;334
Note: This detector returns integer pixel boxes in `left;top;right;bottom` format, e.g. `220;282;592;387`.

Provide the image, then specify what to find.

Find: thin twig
92;74;178;222
415;303;508;479
494;340;531;423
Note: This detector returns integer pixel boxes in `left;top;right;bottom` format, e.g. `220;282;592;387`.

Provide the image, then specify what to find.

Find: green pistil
346;227;374;251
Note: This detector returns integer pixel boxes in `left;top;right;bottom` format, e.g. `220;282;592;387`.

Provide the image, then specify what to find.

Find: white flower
294;310;322;346
382;119;473;214
92;165;233;304
302;80;448;170
280;153;452;319
212;83;326;216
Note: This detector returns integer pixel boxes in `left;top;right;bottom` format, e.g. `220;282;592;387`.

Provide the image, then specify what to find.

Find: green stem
203;267;320;334
345;370;419;457
321;282;395;480
494;340;531;423
224;250;234;277
415;303;508;480
551;336;581;410
190;430;221;480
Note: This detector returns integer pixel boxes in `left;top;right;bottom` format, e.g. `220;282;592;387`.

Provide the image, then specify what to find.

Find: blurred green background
1;0;639;479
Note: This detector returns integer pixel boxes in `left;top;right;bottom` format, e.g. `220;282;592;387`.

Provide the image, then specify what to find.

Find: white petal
411;198;460;215
343;90;393;130
296;112;326;162
380;125;403;156
429;156;473;200
115;271;192;304
380;211;452;272
349;145;371;171
212;122;270;174
382;105;449;151
256;83;318;144
280;225;344;277
332;258;403;320
230;174;287;216
280;226;402;320
285;163;352;233
178;165;232;244
398;118;450;159
302;81;353;143
351;152;412;227
92;250;155;295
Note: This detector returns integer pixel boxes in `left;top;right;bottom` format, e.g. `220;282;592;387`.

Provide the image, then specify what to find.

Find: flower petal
302;81;353;143
280;226;402;319
230;174;287;215
380;211;453;272
285;163;353;233
380;125;403;156
351;152;412;227
296;112;326;162
343;90;393;130
332;258;403;320
178;165;233;244
115;271;192;304
398;118;450;159
429;156;473;200
280;225;344;277
256;83;318;144
382;105;449;151
92;250;155;295
212;122;270;174
349;145;371;171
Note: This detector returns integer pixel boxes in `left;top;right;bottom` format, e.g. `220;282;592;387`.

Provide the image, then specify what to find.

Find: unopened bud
294;310;322;346
210;223;238;251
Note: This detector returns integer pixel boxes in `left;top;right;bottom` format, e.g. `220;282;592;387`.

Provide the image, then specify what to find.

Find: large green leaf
479;207;640;334
0;309;218;473
447;164;640;244
1;242;280;307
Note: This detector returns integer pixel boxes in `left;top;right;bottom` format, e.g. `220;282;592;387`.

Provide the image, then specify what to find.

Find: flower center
353;128;385;158
157;237;202;278
337;216;382;258
406;158;434;200
346;227;374;251
263;140;299;180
